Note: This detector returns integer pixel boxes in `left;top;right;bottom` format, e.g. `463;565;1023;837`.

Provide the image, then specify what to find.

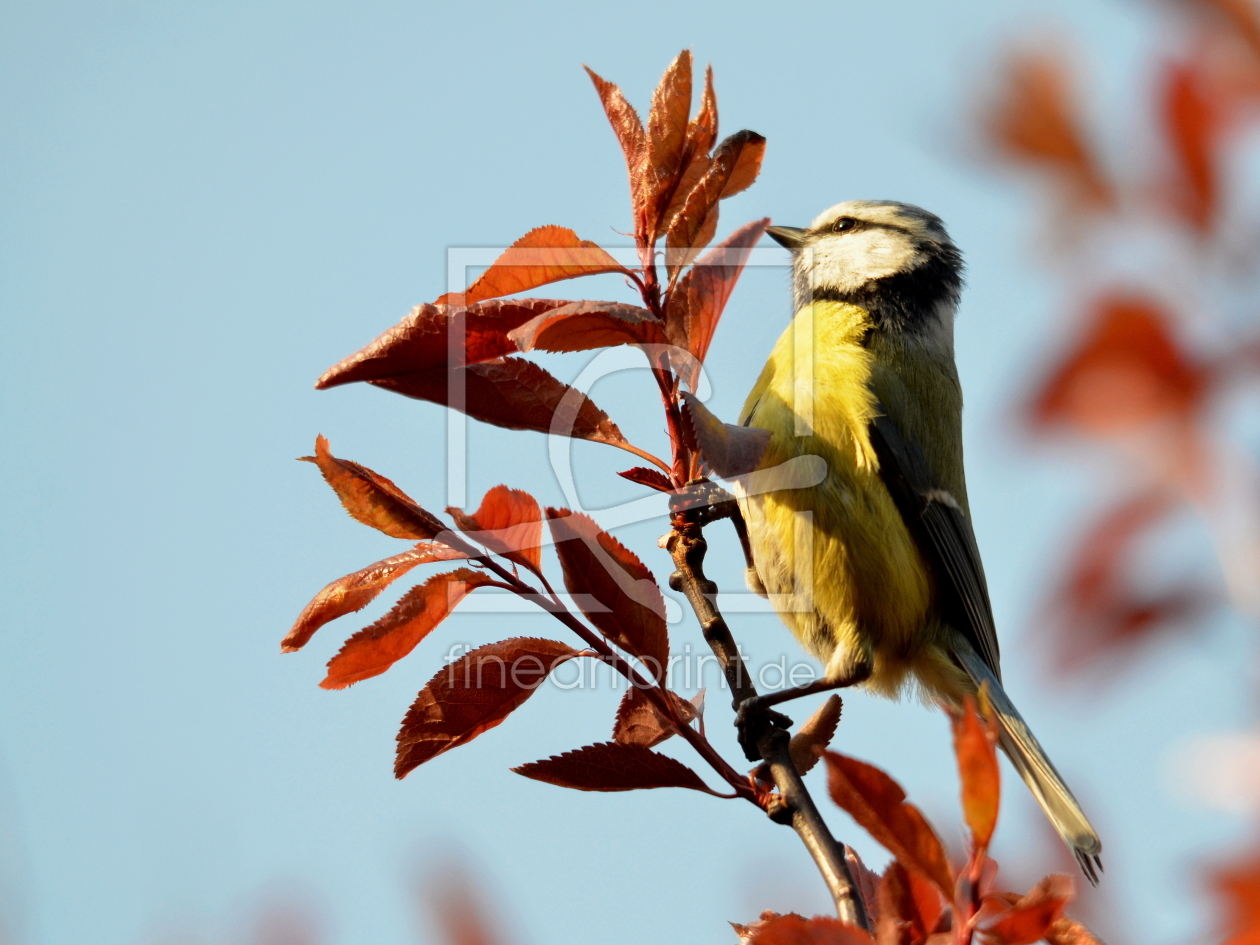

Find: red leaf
789;695;843;775
982;875;1072;945
876;862;946;945
508;300;665;353
301;435;448;540
612;686;698;748
321;569;498;689
733;912;875;945
664;132;766;276
667;218;769;387
546;509;668;677
448;484;544;574
660;65;719;233
984;48;1112;209
1161;59;1222;232
283;542;469;652
1030;294;1208;432
641;50;694;242
824;752;955;898
617;466;675;492
680;392;772;478
951;697;1000;854
1208;835;1260;943
1044;491;1211;674
512;741;714;793
370;357;631;448
1042;916;1106;945
435;226;627;306
395;637;580;777
584;65;647;217
316;299;564;390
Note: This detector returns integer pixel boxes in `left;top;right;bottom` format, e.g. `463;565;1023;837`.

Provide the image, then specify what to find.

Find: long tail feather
954;642;1103;883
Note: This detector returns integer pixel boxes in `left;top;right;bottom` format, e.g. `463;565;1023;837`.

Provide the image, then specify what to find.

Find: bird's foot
735;696;794;762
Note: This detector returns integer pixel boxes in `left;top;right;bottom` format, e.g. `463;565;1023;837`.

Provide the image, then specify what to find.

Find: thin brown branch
665;499;872;931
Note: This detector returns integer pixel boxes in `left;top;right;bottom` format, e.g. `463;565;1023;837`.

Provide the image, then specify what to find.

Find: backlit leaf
512;741;713;793
1161;59;1222;232
612;686;698;748
732;912;875;945
283;542;469;652
789;695;843;775
1042;915;1105;945
664;133;765;276
661;65;718;231
370;357;631;447
321;569;498;689
824;752;955;897
447;484;544;574
617;466;675;492
508;300;664;353
985;48;1112;208
982;874;1072;945
641;50;694;242
584;65;647;217
395;637;580;777
546;509;668;677
435;226;627;306
876;862;945;945
1030;294;1208;432
951;696;1000;853
301;435;447;540
667;219;769;387
315;299;563;390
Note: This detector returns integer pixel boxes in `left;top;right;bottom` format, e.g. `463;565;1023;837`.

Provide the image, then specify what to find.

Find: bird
734;199;1103;880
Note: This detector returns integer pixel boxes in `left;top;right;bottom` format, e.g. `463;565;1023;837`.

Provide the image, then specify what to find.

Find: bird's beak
766;226;808;250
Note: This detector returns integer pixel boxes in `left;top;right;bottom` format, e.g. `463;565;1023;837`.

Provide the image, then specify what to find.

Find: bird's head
767;200;963;333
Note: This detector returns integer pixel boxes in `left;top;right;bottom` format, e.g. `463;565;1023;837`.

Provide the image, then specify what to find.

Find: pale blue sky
1;1;1253;943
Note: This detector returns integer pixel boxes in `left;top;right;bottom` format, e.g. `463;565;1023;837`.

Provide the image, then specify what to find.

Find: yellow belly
737;301;965;701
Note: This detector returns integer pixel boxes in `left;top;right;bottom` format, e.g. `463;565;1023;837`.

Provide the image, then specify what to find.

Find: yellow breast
738;301;934;695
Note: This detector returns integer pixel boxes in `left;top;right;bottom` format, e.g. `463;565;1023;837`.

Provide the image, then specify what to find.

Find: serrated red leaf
876;862;946;945
680;391;772;478
982;875;1072;945
321;569;498;689
952;697;1000;854
395;637;580;777
315;299;564;390
667;219;768;387
985;48;1112;209
617;466;675;492
447;484;543;574
641;51;694;242
664;133;766;276
435;227;627;306
508;300;665;353
734;912;875;945
824;752;955;898
301;435;448;540
584;65;647;218
370;357;631;448
612;686;697;748
512;741;713;793
283;542;470;652
788;695;842;775
546;509;668;677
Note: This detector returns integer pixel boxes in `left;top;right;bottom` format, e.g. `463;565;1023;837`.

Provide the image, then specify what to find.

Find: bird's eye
831;217;858;233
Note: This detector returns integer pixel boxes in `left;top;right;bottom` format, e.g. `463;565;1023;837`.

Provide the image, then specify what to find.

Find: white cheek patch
801;230;922;295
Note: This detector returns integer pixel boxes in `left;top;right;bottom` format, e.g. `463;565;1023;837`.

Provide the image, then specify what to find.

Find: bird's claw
735;697;793;762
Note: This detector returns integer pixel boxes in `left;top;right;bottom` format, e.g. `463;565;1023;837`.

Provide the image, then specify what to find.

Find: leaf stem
665;502;872;930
